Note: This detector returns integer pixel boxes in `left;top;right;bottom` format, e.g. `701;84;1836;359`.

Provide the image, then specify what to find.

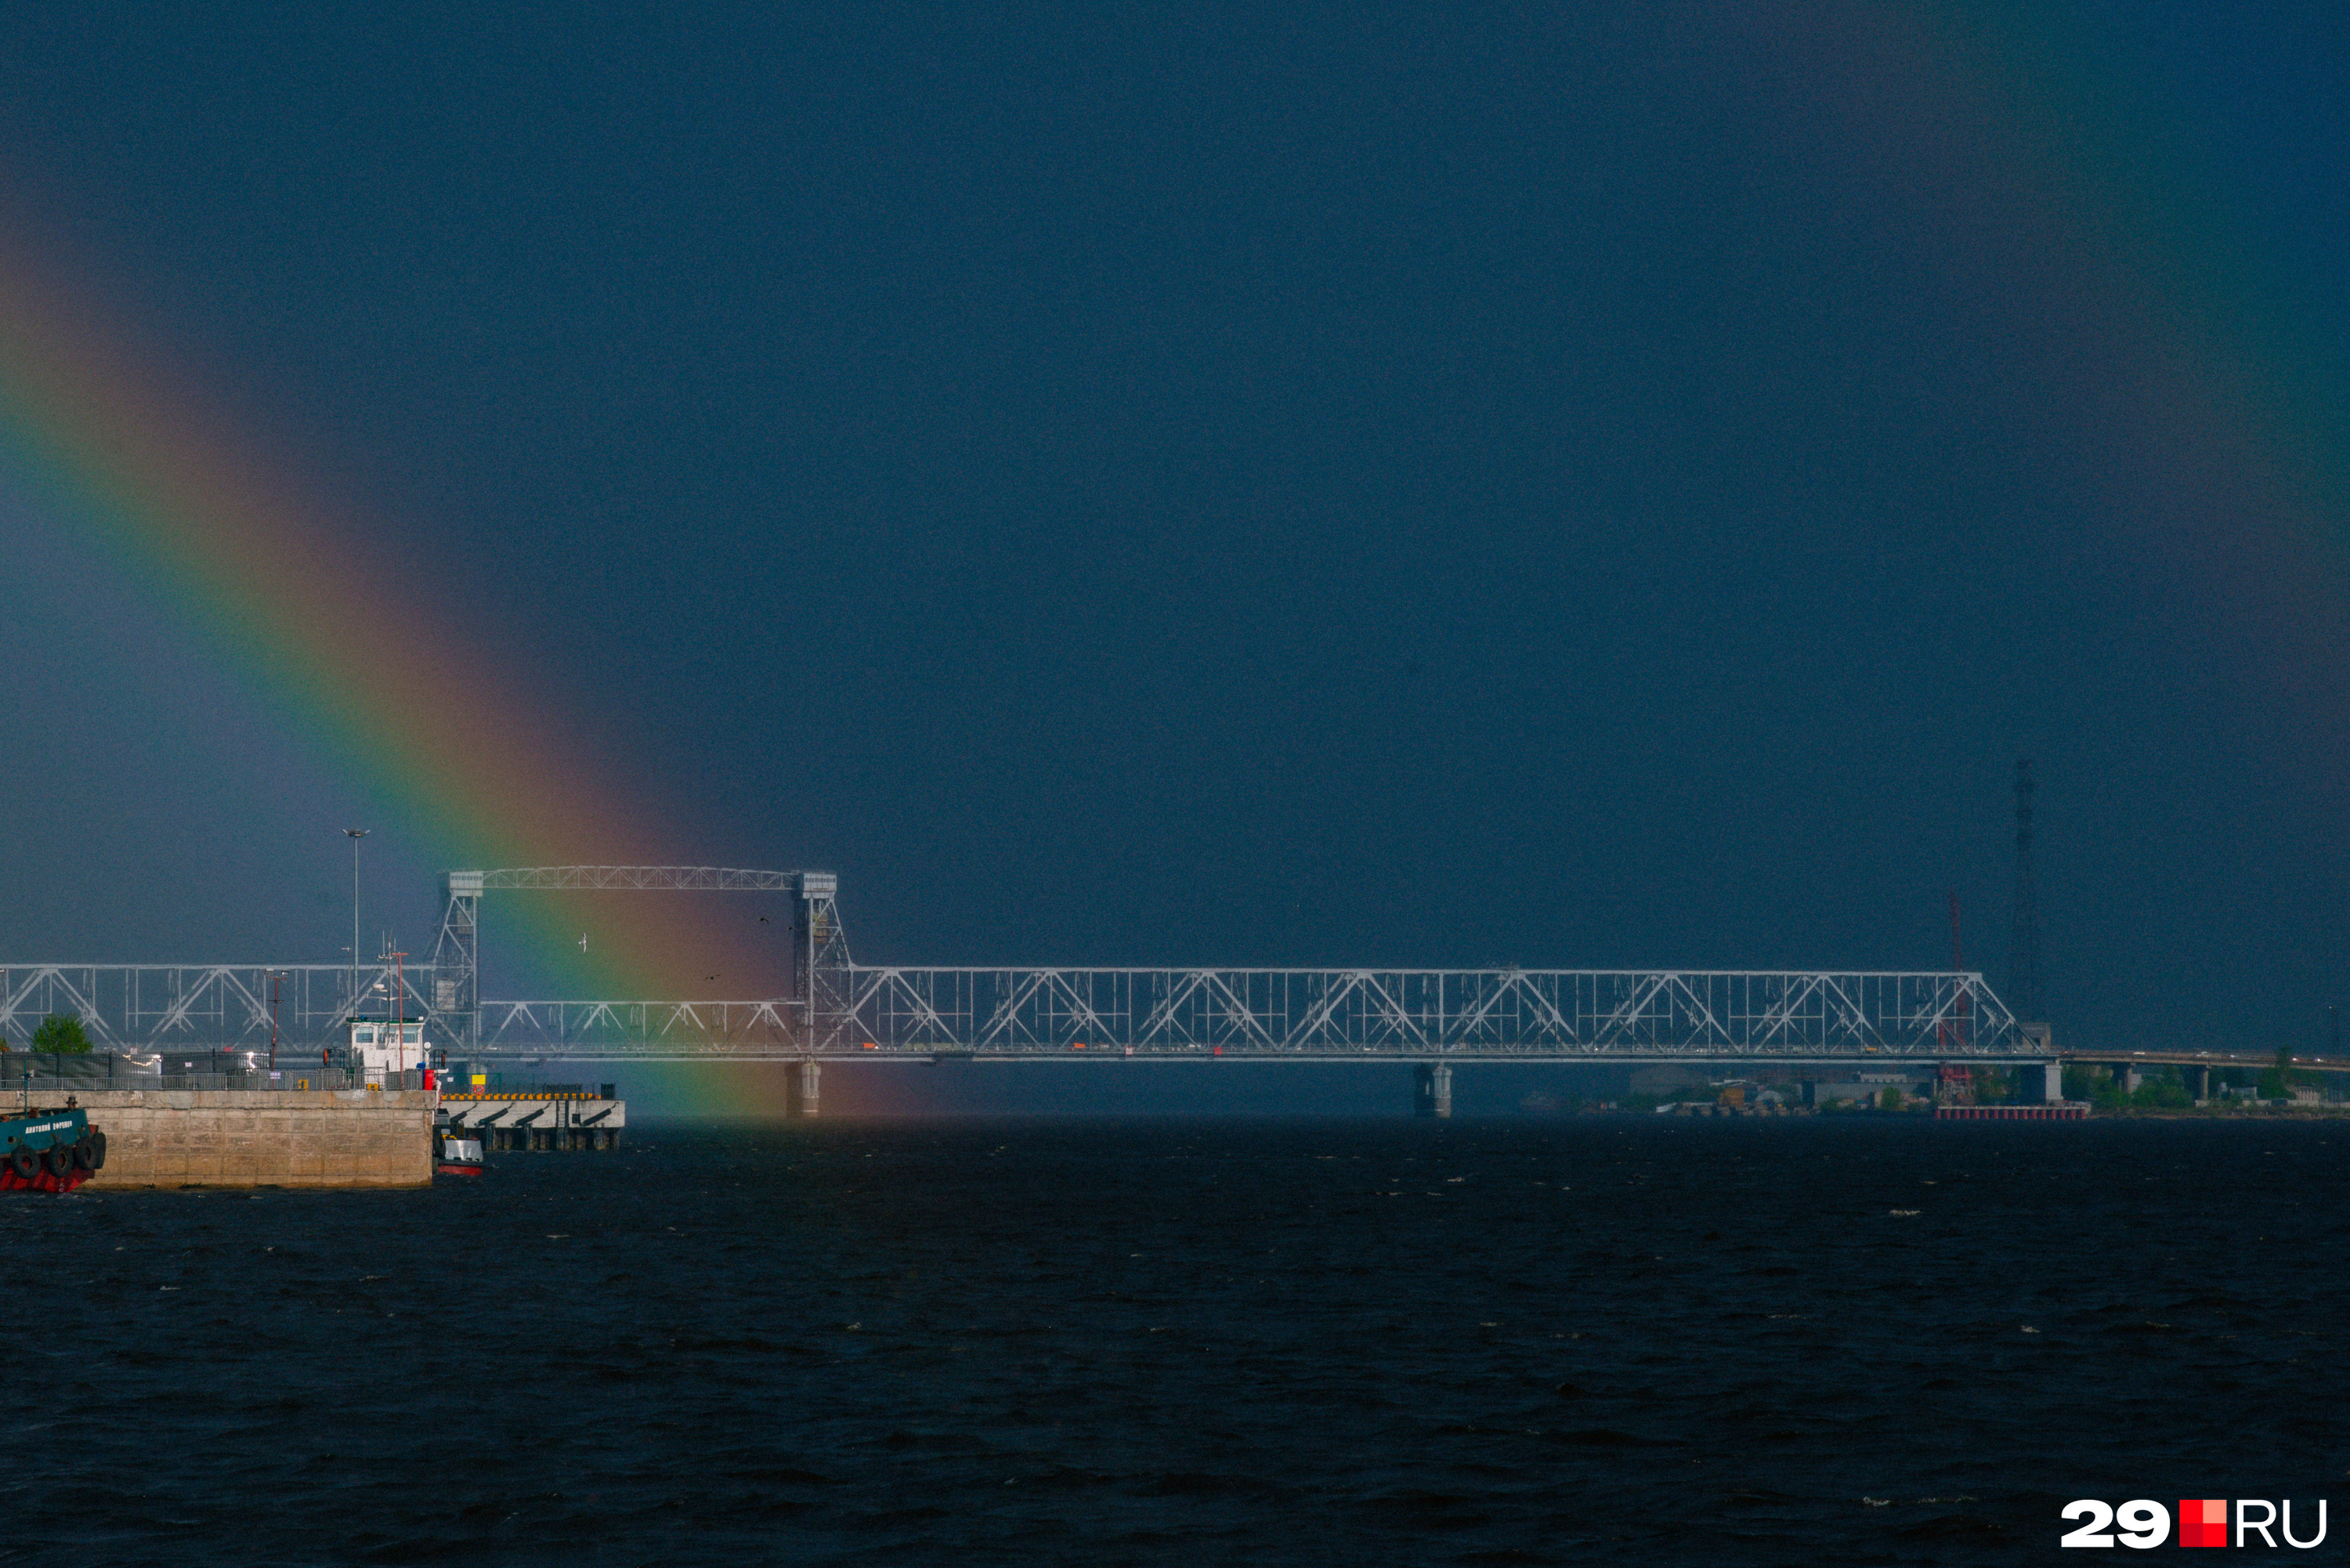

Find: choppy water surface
9;1116;2349;1565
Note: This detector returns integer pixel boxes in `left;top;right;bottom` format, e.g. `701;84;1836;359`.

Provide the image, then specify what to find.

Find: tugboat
435;1133;485;1178
0;1104;103;1193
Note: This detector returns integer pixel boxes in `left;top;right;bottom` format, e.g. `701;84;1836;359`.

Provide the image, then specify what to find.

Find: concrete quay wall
45;1089;436;1188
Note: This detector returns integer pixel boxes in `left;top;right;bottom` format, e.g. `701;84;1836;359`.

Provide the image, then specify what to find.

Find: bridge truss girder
0;963;2026;1062
844;967;2019;1059
0;963;448;1056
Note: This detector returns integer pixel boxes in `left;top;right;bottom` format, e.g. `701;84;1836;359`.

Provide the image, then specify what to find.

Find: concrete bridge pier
2113;1064;2141;1094
2183;1064;2209;1100
2023;1060;2063;1102
1414;1063;1452;1118
787;1059;821;1118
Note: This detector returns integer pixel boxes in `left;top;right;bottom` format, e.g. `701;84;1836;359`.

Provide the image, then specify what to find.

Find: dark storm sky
2;3;2348;1057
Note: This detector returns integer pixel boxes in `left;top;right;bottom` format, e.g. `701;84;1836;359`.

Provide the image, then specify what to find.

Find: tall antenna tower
2008;759;2044;1023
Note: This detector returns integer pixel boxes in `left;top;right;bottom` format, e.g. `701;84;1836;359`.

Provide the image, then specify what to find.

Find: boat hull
0;1163;92;1194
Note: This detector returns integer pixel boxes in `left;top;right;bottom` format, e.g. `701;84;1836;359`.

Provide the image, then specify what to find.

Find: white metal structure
3;869;2033;1061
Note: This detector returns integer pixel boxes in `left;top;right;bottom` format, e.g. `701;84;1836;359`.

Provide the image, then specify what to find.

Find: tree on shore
2129;1067;2190;1109
29;1014;92;1054
2258;1042;2295;1101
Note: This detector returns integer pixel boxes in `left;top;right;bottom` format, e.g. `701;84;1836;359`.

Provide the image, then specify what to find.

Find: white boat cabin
349;1017;428;1084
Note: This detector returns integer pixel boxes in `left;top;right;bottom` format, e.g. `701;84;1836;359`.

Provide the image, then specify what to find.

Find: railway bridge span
5;867;2052;1111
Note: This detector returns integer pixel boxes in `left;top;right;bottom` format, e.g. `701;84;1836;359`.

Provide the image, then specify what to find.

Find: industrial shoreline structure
2;865;2074;1115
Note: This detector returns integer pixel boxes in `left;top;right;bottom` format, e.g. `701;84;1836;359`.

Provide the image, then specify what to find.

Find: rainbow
0;227;802;1111
1833;8;2350;685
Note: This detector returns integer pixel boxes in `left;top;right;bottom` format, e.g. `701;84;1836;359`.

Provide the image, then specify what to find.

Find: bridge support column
787;1059;821;1118
2024;1061;2061;1103
2113;1063;2140;1094
2183;1064;2208;1101
1414;1063;1452;1118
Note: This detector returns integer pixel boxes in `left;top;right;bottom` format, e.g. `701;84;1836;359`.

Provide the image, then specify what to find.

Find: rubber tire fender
71;1135;99;1171
82;1129;105;1171
6;1149;35;1180
43;1143;74;1177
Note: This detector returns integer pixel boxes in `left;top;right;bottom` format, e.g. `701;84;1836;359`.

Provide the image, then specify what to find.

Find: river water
8;1115;2346;1563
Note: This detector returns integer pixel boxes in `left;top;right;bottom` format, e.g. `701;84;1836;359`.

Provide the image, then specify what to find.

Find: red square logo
2180;1498;2228;1548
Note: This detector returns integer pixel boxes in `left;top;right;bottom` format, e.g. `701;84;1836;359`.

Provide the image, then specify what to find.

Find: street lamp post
268;970;284;1071
389;949;407;1080
343;828;369;1023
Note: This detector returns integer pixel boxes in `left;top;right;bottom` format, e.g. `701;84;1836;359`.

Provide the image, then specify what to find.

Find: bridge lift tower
431;867;845;1051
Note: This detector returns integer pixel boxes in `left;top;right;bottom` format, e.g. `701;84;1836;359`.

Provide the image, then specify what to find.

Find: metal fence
146;1070;367;1092
1;1052;157;1090
0;1054;385;1094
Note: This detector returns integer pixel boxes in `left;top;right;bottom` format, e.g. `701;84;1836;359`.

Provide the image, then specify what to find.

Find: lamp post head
344;828;369;840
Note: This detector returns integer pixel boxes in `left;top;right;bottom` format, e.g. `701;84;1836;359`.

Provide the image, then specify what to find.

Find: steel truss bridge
2;868;2032;1063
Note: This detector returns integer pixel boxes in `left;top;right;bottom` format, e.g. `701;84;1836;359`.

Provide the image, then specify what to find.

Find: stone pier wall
35;1089;436;1188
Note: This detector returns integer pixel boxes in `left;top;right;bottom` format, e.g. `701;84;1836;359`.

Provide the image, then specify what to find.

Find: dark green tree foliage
29;1013;92;1054
2261;1042;2291;1099
2130;1067;2191;1109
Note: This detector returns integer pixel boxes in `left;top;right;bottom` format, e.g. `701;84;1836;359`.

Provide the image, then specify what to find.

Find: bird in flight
578;934;589;952
757;915;770;924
